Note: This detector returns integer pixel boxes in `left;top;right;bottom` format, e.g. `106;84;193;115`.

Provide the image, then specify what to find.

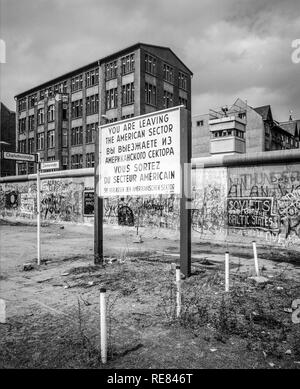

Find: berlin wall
1;149;300;248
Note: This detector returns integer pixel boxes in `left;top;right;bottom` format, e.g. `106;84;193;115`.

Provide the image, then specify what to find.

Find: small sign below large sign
83;190;94;216
3;151;37;162
99;107;181;197
40;161;60;170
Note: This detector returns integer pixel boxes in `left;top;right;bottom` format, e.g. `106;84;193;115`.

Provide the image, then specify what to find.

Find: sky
0;0;299;121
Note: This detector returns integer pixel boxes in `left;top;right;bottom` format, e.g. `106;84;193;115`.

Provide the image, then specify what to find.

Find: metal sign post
36;154;41;266
1;151;52;266
180;109;192;277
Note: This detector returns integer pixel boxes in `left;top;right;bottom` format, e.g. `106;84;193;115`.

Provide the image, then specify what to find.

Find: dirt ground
0;218;300;369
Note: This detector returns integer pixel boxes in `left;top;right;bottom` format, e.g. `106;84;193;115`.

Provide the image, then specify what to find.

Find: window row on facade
19;122;98;152
144;53;188;90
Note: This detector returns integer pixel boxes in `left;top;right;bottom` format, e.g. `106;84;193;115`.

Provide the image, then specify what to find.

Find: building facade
0;102;16;176
192;98;299;158
15;43;192;175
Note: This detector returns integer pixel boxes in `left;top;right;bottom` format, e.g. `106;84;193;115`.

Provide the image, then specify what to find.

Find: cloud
0;0;299;121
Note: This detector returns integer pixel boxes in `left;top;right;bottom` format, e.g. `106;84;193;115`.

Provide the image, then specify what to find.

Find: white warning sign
99;107;181;197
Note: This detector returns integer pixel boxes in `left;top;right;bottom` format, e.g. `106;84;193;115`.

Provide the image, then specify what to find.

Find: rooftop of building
14;42;193;100
253;105;273;121
0;101;16;115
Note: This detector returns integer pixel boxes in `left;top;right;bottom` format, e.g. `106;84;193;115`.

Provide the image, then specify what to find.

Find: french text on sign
99;106;181;197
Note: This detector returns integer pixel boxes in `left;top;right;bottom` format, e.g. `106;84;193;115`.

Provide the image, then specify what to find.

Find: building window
39;90;46;101
86;94;99;115
86;122;97;143
86;152;95;168
37;133;44;150
163;63;174;84
71;154;83;169
163;90;173;108
86;68;99;87
28;115;35;131
71;99;83;118
196;120;204;126
145;83;156;106
122;83;134;105
178;72;188;90
18;98;26;112
47;130;55;149
62;129;68;147
38;108;44;125
62;156;68;170
28;162;34;174
121;53;135;75
46;87;54;98
71;126;83;146
18;139;27;153
62;105;68;120
28;138;34;154
106;88;118;110
18;118;26;133
179;96;187;108
47;105;55;122
28;94;37;108
105;61;117;80
18;163;27;175
145;53;156;75
71;74;83;92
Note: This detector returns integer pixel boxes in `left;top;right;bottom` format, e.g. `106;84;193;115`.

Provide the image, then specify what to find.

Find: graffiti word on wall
227;197;278;230
20;193;35;217
83;190;94;216
5;191;18;209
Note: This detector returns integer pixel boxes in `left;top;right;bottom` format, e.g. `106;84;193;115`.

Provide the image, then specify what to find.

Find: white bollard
0;299;6;323
252;241;259;276
176;265;181;318
100;288;107;364
225;252;229;292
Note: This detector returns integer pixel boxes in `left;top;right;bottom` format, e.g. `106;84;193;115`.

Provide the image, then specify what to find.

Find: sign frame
94;106;192;276
2;151;38;163
40;160;60;170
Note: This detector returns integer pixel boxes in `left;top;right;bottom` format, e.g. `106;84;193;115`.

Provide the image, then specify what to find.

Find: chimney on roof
289;109;293;121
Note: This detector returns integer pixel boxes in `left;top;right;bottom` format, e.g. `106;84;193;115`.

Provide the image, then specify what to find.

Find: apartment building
192;98;299;158
0;102;16;176
14;43;192;174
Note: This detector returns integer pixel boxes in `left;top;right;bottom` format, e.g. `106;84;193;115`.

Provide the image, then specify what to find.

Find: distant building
14;43;192;175
192;98;299;158
0;102;16;176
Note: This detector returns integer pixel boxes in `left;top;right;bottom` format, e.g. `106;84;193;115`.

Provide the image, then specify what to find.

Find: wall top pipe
0;167;95;183
192;149;300;169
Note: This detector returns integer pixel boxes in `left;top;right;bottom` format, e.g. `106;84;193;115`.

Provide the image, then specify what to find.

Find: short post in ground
252;241;259;276
0;299;6;324
100;288;107;364
176;265;181;318
225;252;230;292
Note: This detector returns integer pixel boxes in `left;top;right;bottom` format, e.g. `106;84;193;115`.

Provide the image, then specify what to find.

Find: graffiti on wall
5;191;19;209
227;197;278;230
227;168;300;246
20;193;35;217
191;167;227;237
40;180;83;221
103;195;179;228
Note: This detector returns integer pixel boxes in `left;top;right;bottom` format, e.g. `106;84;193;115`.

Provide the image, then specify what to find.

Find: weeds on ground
158;267;300;362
